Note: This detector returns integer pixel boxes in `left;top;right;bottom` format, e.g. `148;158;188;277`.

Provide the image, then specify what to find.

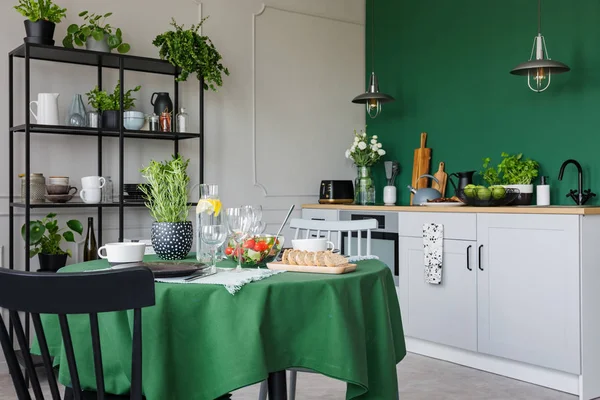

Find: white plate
421;202;466;207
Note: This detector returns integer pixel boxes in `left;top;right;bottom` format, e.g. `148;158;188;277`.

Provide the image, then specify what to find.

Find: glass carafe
196;184;223;263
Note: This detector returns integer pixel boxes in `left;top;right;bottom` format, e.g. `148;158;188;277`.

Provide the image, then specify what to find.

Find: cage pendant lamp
510;0;570;92
352;0;394;118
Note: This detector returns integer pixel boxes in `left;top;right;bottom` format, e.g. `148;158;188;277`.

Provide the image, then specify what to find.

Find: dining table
32;255;406;399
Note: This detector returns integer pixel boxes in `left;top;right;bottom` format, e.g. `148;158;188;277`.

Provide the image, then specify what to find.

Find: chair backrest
289;218;378;256
0;267;155;400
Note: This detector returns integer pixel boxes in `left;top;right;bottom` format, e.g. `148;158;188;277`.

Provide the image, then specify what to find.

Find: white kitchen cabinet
300;208;339;242
477;214;580;374
398;236;477;352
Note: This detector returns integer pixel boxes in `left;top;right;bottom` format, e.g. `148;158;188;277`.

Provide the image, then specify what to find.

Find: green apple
491;186;506;200
477;188;491;200
463;184;476;198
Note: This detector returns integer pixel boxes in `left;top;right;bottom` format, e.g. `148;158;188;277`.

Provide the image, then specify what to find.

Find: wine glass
242;205;264;235
225;207;253;272
201;224;228;272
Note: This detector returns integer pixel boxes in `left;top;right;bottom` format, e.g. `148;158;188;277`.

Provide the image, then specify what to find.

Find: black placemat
115;262;205;278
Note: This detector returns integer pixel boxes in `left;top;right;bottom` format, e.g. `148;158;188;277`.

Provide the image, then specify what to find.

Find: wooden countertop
302;204;600;215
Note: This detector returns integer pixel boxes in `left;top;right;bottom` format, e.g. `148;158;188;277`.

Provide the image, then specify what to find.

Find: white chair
257;217;378;400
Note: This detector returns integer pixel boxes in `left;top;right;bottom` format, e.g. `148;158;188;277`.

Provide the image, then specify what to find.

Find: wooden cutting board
411;132;432;204
267;262;357;274
431;161;448;197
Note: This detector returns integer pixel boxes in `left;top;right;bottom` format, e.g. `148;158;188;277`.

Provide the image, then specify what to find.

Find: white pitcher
30;93;59;125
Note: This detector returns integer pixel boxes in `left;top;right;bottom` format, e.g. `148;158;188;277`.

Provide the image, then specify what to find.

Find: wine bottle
83;217;98;262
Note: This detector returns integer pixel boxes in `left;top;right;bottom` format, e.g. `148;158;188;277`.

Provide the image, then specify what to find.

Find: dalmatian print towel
423;223;444;284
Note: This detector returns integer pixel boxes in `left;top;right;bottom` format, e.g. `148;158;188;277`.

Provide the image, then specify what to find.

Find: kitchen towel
423;223;444;284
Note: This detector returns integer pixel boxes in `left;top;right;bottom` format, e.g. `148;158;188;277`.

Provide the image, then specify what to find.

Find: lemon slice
196;199;222;216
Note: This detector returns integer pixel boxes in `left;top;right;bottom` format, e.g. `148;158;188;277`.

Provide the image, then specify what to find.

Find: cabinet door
398;237;477;351
477;214;580;374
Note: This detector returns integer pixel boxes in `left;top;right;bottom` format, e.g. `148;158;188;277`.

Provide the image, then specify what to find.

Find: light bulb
366;99;381;119
528;68;551;92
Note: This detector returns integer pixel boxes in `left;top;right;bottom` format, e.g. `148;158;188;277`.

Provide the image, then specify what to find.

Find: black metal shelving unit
7;42;205;352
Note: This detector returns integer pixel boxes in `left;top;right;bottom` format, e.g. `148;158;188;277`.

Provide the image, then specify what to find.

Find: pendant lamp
352;0;394;118
510;0;570;92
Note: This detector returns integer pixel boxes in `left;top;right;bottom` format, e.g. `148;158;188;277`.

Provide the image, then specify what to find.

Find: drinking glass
242;205;264;235
201;224;228;272
225;207;253;272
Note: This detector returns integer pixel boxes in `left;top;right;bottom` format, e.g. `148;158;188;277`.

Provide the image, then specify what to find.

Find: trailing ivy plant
139;156;190;223
14;0;67;23
482;152;540;186
86;81;141;112
63;11;130;53
152;17;229;90
21;213;83;258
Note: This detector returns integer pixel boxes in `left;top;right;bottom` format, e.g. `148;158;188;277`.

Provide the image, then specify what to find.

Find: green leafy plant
63;11;130;53
21;213;83;258
152;17;229;89
482;152;539;186
14;0;66;23
139;155;190;223
86;81;141;112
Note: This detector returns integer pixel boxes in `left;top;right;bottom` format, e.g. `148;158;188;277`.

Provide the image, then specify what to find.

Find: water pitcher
196;184;222;263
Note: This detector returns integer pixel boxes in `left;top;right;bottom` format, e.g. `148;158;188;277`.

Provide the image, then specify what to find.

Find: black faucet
557;159;596;205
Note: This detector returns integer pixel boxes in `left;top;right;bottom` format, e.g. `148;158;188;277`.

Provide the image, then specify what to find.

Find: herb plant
21;213;83;258
14;0;66;23
86;81;141;112
482;152;539;186
140;155;191;223
153;17;230;89
345;128;386;167
63;11;130;53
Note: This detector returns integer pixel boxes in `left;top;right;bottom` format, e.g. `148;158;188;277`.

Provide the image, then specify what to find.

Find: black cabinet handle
478;245;483;271
466;245;472;271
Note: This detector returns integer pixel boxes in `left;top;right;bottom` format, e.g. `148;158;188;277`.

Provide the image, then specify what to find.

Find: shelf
10;124;202;140
10;43;180;76
10;200;197;209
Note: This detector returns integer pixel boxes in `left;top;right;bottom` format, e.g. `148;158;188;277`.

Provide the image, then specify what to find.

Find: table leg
268;371;287;400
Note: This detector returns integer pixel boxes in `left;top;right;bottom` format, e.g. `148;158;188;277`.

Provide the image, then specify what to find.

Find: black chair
0;267;156;400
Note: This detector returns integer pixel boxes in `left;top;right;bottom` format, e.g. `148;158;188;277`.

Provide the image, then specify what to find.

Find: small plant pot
38;253;68;272
24;20;56;45
101;110;120;130
503;184;534;205
151;221;193;260
86;35;111;53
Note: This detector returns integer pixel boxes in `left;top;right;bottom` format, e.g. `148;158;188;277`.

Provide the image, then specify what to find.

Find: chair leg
258;380;268;400
288;370;297;400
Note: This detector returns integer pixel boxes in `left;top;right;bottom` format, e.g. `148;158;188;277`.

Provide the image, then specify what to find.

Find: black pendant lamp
352;0;394;118
510;0;570;92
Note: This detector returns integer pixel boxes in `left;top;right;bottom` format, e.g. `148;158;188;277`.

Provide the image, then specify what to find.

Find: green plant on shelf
86;81;141;112
63;11;130;53
14;0;66;23
21;213;83;258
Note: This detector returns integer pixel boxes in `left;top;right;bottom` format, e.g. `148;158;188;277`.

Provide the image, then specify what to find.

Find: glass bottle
196;184;222;263
176;107;188;133
83;217;98;262
66;94;87;126
102;176;114;203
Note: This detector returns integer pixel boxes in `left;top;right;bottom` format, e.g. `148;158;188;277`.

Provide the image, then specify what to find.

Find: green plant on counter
14;0;66;23
21;213;83;258
152;17;230;89
139;155;190;223
482;152;539;186
86;81;141;111
63;11;130;53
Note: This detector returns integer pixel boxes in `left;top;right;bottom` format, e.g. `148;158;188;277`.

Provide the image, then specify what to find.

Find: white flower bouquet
345;128;386;167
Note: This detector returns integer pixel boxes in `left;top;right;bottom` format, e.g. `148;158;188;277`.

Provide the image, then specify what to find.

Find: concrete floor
0;353;577;399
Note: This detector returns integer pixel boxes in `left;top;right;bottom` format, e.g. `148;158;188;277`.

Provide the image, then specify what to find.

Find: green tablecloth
33;256;405;400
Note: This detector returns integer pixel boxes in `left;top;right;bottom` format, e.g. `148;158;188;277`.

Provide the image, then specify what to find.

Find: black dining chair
0;266;156;400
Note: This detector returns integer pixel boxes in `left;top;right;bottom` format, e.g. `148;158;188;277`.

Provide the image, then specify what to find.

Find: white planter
503;184;533;205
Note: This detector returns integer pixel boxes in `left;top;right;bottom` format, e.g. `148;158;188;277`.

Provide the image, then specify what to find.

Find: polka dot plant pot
151;221;193;260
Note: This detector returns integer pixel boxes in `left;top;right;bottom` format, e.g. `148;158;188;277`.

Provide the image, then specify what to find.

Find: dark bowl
457;187;520;207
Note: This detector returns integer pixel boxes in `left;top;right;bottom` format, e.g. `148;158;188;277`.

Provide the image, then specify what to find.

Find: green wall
367;0;600;205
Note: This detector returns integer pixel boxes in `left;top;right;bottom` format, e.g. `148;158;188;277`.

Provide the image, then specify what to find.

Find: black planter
151;221;193;260
102;110;121;130
24;20;56;45
38;253;68;272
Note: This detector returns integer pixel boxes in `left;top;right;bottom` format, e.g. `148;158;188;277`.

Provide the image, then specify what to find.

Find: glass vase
196;184;222;263
355;166;376;205
66;94;87;126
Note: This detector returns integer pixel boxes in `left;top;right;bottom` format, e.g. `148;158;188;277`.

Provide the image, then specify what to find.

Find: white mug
30;93;59;125
292;238;335;252
98;242;146;265
81;176;106;189
80;188;102;204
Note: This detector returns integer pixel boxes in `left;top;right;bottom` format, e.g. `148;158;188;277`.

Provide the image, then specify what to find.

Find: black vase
102;110;120;130
38;253;68;272
24;20;56;45
150;92;173;116
151;221;193;260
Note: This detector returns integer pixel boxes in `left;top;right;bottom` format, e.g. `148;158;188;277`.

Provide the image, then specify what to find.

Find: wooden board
431;161;448;197
411;132;432;204
267;262;357;274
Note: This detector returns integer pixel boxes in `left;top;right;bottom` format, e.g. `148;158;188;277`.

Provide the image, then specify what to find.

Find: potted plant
21;213;83;272
86;81;141;129
482;152;539;205
63;11;130;53
139;155;193;260
153;17;229;89
14;0;67;46
345;128;386;205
